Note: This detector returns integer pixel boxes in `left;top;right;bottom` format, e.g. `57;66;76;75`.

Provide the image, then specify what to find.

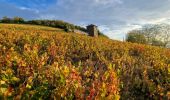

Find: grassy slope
0;24;169;99
0;23;63;31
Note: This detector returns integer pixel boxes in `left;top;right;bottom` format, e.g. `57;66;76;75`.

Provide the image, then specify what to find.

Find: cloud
99;24;142;40
94;0;123;5
0;1;39;19
2;0;56;9
39;0;124;23
38;0;170;40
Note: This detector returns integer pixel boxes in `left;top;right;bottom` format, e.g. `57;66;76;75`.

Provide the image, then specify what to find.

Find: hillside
0;24;169;99
0;17;108;38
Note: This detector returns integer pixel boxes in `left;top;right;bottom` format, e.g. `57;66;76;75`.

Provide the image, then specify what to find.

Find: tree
142;24;170;47
126;30;147;44
13;17;24;23
126;24;170;48
1;16;11;23
152;39;165;47
154;24;170;47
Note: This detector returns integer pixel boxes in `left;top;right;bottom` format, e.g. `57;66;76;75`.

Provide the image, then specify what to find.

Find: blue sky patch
2;0;57;9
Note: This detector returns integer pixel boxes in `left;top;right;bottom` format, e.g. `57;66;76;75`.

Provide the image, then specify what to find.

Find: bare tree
154;24;170;47
136;24;170;47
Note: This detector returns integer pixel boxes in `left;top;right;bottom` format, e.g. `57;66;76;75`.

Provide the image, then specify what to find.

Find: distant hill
0;24;169;99
0;17;108;38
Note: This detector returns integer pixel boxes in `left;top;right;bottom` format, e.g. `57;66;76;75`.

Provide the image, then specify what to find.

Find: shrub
0;24;169;99
126;30;147;44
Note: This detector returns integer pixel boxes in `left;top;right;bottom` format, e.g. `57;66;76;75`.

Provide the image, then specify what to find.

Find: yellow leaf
12;77;20;82
26;84;31;89
0;80;6;84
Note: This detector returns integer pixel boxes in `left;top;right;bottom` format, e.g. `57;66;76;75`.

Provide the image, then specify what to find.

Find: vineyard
0;24;169;99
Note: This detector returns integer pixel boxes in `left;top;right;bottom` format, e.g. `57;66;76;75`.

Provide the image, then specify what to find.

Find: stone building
86;24;98;37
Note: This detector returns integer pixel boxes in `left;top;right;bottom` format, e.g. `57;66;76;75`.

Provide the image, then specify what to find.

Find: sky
1;0;170;40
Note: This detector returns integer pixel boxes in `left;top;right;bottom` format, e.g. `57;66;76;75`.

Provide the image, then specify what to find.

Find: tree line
0;16;107;38
0;16;86;32
126;24;170;48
